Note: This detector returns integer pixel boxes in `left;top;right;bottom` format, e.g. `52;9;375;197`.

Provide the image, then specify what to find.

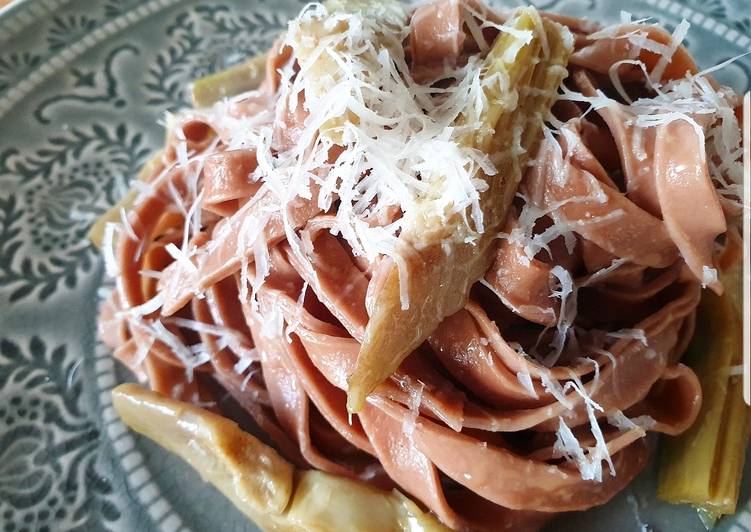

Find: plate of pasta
0;0;749;531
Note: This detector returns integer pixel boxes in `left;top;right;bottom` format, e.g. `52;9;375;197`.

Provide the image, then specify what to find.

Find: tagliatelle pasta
97;1;745;530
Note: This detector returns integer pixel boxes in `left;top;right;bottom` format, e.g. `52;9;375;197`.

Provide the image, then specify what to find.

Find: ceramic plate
1;0;749;530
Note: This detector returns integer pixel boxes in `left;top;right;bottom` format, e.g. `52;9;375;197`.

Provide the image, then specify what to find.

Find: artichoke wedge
347;9;574;412
113;384;448;532
658;260;750;526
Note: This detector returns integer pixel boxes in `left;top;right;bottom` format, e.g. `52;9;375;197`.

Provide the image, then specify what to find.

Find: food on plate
96;0;747;529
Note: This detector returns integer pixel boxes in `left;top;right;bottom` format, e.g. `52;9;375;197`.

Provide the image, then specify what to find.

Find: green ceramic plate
1;0;749;530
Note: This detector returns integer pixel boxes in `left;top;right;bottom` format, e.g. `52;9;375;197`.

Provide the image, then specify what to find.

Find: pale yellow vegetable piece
88;150;163;248
347;9;574;412
192;53;268;108
657;261;750;521
112;384;449;532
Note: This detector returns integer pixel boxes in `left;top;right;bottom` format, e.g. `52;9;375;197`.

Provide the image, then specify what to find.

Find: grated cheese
140;319;204;381
284;281;309;342
608;410;655;432
701;265;718;288
139;269;163;280
119;207;138;242
516;370;538;399
540;373;574;410
649;19;690;83
165;242;198;274
102;222;120;277
403;378;425;437
554;371;614;482
121;292;165;317
133;336;154;374
606;328;649;347
543;265;578;367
